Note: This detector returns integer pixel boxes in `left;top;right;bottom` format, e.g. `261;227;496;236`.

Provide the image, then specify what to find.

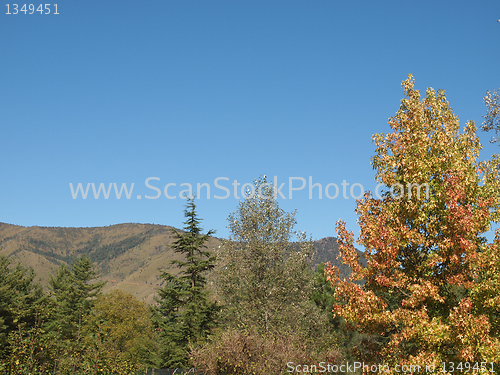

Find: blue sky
1;1;499;244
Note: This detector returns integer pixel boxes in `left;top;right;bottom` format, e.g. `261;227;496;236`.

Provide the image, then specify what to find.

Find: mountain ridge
0;222;358;304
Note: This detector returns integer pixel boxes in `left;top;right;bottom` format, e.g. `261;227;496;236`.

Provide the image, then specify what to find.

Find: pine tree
47;255;105;373
154;199;218;368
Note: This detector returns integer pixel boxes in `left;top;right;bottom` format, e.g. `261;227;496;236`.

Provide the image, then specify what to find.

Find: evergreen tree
154;199;218;368
0;256;48;366
311;263;337;326
47;255;105;373
48;255;105;341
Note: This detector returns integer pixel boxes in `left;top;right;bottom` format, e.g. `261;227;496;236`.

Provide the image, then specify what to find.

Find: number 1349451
6;4;59;14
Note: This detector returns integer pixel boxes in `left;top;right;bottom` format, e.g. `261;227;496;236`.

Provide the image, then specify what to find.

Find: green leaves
215;177;325;336
81;290;158;372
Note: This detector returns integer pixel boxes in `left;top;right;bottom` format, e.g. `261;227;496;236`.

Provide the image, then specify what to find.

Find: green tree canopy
82;289;159;373
0;256;47;364
48;255;106;342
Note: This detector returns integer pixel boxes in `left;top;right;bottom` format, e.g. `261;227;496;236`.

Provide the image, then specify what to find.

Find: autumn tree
326;75;500;366
154;198;218;368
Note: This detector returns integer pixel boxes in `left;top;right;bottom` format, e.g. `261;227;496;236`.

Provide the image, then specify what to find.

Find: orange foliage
326;75;500;368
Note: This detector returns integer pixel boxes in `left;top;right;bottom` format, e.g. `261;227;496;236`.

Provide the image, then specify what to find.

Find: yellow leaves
446;298;500;362
330;75;500;364
333;220;365;281
332;283;394;334
392;311;449;350
374;77;484;199
401;281;444;309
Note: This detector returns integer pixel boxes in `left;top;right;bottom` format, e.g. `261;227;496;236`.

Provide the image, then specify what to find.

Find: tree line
0;254;159;374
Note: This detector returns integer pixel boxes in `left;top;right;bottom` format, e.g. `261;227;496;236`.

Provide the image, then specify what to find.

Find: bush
191;327;343;375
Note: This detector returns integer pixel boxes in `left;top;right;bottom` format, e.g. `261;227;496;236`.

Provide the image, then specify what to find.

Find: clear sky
1;1;499;244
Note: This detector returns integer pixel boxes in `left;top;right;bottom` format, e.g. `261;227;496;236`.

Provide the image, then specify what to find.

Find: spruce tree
154;198;218;368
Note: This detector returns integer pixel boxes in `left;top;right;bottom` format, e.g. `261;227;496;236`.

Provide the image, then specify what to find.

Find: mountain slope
0;222;358;304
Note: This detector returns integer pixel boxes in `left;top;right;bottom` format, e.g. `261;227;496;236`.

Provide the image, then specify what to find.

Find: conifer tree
154;198;218;368
0;256;48;365
46;255;105;373
48;255;105;342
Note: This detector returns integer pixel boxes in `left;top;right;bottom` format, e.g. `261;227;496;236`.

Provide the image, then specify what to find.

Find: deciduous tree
215;177;324;335
482;89;500;144
81;290;159;373
194;179;343;374
326;75;500;366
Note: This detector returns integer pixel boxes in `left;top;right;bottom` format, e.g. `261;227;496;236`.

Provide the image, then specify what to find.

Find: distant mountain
312;236;366;277
0;223;362;304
